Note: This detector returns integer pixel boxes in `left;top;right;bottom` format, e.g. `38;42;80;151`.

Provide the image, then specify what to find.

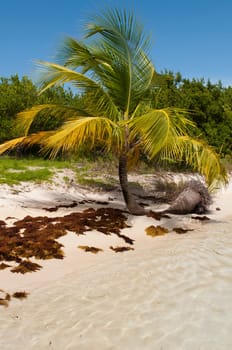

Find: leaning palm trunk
118;155;145;215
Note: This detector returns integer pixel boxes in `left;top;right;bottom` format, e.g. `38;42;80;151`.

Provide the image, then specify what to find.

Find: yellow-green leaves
168;136;229;189
43;117;122;158
129;108;194;159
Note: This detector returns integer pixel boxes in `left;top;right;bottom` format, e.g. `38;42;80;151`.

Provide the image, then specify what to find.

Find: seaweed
0;262;11;270
0;220;6;228
78;246;103;253
0;290;10;307
0;207;131;272
44;201;78;212
191;215;210;221
114;233;134;245
145;225;169;237
110;246;134;252
0;299;9;307
12;291;29;299
147;210;170;220
173;227;194;234
11;260;42;274
0;289;29;306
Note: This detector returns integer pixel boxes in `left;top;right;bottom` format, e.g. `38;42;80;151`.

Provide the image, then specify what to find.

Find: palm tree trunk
118;154;145;215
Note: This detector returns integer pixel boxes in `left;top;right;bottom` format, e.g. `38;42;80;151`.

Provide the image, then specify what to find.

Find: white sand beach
0;175;232;350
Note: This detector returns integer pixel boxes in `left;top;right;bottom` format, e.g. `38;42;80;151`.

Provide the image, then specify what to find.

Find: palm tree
0;8;227;214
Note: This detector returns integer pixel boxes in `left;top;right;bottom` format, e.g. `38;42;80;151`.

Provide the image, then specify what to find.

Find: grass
0;156;119;188
76;176;117;191
0;156;73;185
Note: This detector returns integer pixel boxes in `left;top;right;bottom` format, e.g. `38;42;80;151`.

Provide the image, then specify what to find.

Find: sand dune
0;177;231;349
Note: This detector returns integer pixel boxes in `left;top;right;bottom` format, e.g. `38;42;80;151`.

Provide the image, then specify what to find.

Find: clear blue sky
1;0;232;86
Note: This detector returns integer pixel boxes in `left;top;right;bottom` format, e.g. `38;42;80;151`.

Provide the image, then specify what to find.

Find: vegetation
0;8;228;214
1;73;232;157
0;157;72;185
0;75;80;143
153;72;232;157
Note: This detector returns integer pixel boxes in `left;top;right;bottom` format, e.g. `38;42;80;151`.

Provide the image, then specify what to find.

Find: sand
0;175;232;350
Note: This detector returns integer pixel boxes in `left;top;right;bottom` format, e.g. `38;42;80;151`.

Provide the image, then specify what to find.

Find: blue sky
1;0;232;86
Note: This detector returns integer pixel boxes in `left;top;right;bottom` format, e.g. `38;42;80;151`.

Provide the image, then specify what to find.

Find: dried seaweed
5;294;11;302
44;201;78;212
0;299;9;307
113;232;134;245
0;207;131;272
0;290;10;307
12;291;29;299
95;201;109;205
191;215;210;221
78;245;103;254
11;260;42;274
145;225;169;237
0;289;29;306
147;210;170;220
110;246;134;253
0;262;11;270
0;220;6;228
173;227;194;234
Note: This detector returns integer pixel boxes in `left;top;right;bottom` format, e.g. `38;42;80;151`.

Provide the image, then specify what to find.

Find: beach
0;175;232;350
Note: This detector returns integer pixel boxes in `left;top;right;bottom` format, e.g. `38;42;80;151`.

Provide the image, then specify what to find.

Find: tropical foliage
152;72;232;157
0;8;228;214
0;75;79;143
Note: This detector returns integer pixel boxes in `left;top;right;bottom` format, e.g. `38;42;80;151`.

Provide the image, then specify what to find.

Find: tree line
0;72;231;158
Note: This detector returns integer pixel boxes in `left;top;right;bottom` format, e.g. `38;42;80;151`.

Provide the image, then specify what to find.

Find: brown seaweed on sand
0;299;9;307
0;220;6;228
0;262;11;270
0;289;29;306
191;215;210;221
11;260;42;274
110;246;134;253
145;225;169;237
147;210;170;220
78;246;103;254
0;290;11;307
0;207;131;272
114;233;134;245
173;227;194;234
44;201;78;212
12;291;29;299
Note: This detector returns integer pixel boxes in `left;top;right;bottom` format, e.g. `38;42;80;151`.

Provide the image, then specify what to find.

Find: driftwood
164;180;211;215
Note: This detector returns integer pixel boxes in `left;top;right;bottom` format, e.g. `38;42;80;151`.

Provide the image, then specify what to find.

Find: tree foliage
1;69;232;158
0;74;82;142
153;72;232;157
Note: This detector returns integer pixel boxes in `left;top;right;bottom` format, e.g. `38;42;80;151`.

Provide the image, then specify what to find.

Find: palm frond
35;61;119;121
58;37;112;75
16;104;93;135
16;105;54;135
0;136;28;154
85;8;151;54
0;132;51;154
43;116;123;158
129;108;195;158
173;136;228;188
83;8;154;115
36;61;99;92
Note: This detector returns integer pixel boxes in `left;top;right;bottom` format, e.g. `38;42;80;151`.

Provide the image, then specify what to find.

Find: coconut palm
0;8;227;214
